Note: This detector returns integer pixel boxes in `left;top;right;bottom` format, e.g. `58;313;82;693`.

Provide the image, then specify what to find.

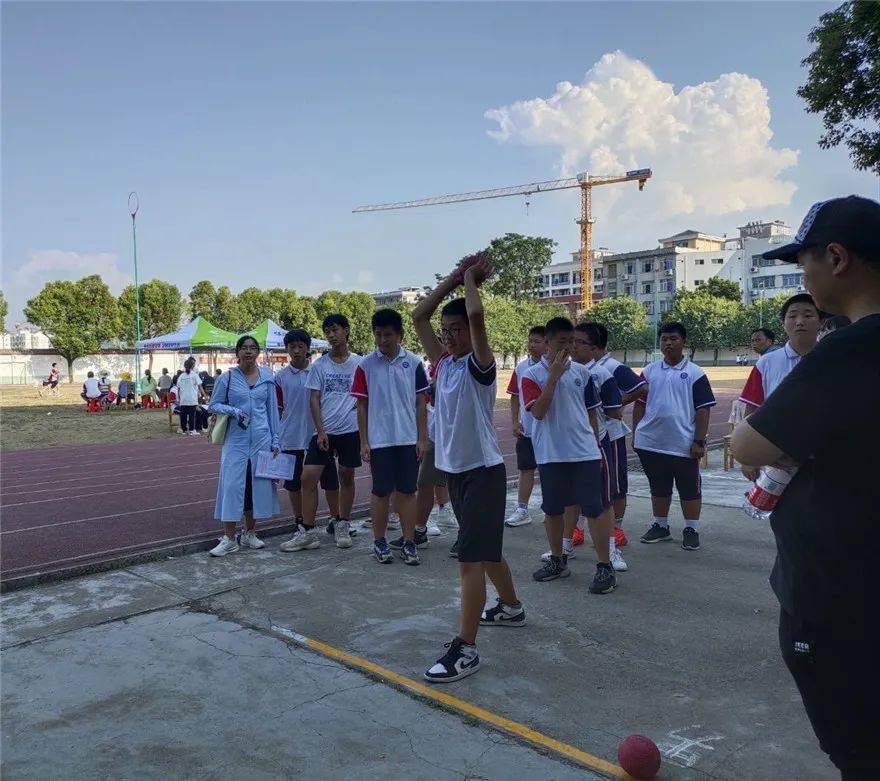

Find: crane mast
355;168;652;311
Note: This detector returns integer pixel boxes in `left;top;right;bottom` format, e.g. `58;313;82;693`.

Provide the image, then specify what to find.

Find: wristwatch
693;439;706;446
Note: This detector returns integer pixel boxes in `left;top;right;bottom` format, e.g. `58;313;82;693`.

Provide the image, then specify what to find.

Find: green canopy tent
245;319;329;351
135;316;240;351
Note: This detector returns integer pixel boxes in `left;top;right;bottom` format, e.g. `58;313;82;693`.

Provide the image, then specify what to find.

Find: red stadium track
0;393;735;590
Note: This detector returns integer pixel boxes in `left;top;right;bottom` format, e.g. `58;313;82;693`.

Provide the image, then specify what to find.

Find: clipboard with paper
254;450;296;481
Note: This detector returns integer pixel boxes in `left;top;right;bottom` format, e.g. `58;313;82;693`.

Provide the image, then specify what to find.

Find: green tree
703;277;742;302
0;290;8;331
798;0;880;174
582;297;649;363
279;294;321;335
235;287;272;330
668;289;745;364
25;275;121;381
745;293;788;345
484;233;557;301
212;285;241;332
388;301;427;354
118;280;183;345
188;280;217;321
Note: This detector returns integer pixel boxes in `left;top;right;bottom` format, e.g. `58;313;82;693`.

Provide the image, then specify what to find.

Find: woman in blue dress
208;335;281;557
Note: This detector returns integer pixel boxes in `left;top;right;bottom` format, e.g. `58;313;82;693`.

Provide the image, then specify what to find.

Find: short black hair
659;321;687;339
750;327;775;342
577;321;608;348
780;293;819;321
87;371;94;378
528;325;546;338
440;297;468;322
545;316;574;338
371;308;403;333
284;328;311;347
235;334;261;353
322;313;350;331
51;362;57;367
215;368;222;375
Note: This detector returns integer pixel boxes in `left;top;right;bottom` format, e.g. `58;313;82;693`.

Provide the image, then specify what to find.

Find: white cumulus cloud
13;250;132;293
485;51;798;219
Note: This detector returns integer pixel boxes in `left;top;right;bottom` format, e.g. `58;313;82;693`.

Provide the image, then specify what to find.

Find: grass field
0;384;177;452
0;365;747;452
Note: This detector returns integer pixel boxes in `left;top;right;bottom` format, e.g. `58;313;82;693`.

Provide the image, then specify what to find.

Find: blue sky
3;1;877;326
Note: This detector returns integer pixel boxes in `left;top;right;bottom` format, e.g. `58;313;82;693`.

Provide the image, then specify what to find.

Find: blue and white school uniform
209;366;281;521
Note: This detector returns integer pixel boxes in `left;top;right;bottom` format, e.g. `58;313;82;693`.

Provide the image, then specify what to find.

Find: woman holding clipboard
208;335;282;557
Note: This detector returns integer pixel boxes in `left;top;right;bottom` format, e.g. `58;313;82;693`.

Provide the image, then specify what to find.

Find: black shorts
779;610;878;776
370;445;418;497
538;460;609;518
42;380;58;388
515;435;537;472
635;449;701;501
609;436;628;499
447;463;506;563
304;431;361;470
417;441;447;489
282;449;339;492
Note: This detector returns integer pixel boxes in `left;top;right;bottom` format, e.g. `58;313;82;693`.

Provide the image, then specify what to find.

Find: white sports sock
615;517;624;529
415;525;427;532
654;516;669;528
684;519;699;530
609;536;617;554
562;537;572;550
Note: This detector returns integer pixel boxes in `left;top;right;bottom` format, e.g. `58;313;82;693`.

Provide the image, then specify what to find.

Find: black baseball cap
763;195;880;263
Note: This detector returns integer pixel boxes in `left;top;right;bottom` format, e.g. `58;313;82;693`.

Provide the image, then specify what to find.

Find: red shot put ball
618;734;661;780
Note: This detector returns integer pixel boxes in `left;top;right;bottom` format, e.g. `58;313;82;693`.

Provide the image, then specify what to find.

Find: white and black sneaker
640;522;671;544
589;562;616;594
390;528;429;549
400;540;421;566
682;527;700;551
532;555;570;582
373;538;393;564
424;638;480;683
480;598;526;627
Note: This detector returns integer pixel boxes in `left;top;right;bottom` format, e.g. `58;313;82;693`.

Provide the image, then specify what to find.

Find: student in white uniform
633;322;716;552
520;317;617;594
503;326;547;527
301;314;362;549
351;308;430;566
577;322;647;570
412;254;525;684
276;329;340;554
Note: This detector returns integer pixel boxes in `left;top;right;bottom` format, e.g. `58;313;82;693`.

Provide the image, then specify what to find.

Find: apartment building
371;286;426;307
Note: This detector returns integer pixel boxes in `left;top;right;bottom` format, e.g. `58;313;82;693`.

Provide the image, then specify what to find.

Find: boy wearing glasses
412;254;525;683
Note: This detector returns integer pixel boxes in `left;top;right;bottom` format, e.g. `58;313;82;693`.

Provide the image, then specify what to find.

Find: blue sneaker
373;538;393;564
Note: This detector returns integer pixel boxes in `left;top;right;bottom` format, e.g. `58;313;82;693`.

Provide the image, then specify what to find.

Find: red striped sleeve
521;377;542;410
350;364;368;398
739;366;764;407
506;370;519;395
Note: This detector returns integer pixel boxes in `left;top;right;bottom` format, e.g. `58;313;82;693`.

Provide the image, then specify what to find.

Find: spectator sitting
115;373;136;406
141;369;159;404
81;371;101;402
199;368;216;397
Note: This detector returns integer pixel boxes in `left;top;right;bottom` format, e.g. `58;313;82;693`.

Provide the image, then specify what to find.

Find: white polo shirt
740;341;805;409
433;352;503;474
305;352;362;436
275;364;314;451
634;357;716;458
595;353;646;441
350;347;430;449
521;357;602;464
583;359;623;442
83;377;101;398
506;356;540;438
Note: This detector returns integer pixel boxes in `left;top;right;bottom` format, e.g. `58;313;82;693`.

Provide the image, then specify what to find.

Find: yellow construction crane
354;168;652;310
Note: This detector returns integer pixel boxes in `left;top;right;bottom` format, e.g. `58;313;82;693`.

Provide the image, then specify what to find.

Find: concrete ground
1;459;836;780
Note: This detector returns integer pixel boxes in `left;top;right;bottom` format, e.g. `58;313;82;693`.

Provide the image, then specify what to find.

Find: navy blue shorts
538;460;610;518
516;435;537;471
304;431;361;470
370;445;419;497
635;448;701;501
600;435;628;500
282;449;339;492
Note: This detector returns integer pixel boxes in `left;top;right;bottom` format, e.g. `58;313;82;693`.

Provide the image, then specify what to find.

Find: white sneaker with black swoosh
424;638;480;683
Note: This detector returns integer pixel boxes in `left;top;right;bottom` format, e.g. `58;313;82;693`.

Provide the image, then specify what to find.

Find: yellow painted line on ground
270;624;632;780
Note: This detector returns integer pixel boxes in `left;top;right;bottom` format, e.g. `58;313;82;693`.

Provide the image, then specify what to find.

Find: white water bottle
742;463;799;520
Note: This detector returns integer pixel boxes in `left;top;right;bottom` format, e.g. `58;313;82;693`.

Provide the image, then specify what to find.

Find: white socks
684;519;699;530
654;517;669;528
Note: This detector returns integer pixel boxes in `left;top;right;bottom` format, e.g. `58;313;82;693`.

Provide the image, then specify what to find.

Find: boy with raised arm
351;308;430;566
412;255;525;684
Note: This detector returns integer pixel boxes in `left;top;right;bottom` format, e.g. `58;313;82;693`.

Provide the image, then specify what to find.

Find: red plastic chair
87;397;103;413
141;395;155;409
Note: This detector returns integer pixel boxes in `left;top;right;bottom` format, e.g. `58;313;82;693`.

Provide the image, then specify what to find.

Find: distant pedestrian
208;335;281;557
157;368;172;402
176;358;204;435
749;327;777;357
731;195;880;779
40;363;61;396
